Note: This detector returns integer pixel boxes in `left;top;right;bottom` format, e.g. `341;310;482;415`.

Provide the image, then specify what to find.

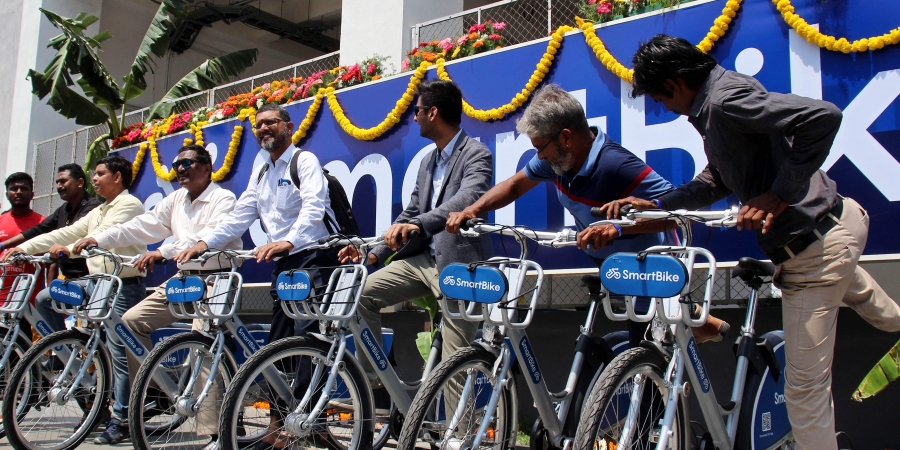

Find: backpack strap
256;162;269;185
289;149;302;187
289;148;340;234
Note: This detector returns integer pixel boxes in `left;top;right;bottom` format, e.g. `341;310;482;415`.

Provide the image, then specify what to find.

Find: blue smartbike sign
439;264;508;304
275;271;313;301
165;276;206;303
600;253;689;298
48;279;85;306
114;0;900;285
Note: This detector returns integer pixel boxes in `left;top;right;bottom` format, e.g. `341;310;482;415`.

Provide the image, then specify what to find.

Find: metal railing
29;52;340;216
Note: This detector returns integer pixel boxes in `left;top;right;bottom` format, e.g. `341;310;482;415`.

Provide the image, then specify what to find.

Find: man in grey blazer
338;80;493;399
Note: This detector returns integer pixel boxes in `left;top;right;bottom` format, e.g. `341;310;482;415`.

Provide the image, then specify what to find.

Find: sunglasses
173;158;199;171
414;105;433;114
254;118;284;130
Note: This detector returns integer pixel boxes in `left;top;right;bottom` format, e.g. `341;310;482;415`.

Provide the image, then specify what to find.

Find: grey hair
515;84;589;138
257;103;292;122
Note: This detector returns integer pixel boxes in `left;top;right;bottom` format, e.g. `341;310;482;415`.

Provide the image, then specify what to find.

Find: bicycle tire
128;331;241;450
0;323;34;439
218;336;374;450
2;329;113;450
396;346;518;450
573;347;690;450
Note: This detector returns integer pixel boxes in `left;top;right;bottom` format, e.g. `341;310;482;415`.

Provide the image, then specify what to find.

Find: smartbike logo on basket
599;253;689;298
275;271;313;301
438;264;508;304
48;279;84;306
165;276;206;303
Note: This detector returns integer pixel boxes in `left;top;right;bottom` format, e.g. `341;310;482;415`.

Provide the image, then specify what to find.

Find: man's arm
446;170;539;233
200;179;260;250
658;164;733;211
282;152;329;252
415;146;493;236
12;208;60;246
369;156;428;264
94;194;175;253
720;87;842;203
18;209;93;254
157;191;236;259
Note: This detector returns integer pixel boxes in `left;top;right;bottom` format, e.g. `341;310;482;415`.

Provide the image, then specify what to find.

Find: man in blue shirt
446;84;727;345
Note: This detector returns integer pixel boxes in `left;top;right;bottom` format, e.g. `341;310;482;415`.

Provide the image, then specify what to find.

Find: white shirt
95;183;242;270
201;145;334;256
428;130;462;255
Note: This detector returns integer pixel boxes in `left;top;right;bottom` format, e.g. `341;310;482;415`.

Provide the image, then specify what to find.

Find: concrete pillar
339;0;463;68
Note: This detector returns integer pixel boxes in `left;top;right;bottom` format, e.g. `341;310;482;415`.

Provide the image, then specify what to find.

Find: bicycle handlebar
588;207;740;228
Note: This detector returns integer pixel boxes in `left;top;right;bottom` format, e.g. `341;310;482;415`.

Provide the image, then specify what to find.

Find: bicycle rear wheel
396;346;517;450
0;323;34;439
218;336;373;450
573;347;689;450
129;331;240;450
2;329;112;450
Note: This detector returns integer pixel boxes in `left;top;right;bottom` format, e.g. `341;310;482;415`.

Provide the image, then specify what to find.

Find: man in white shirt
74;144;241;447
176;104;339;449
4;155;147;444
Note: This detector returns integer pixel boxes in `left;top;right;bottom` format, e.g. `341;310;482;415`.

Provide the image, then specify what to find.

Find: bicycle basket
166;273;241;320
0;273;37;314
438;258;543;329
279;265;365;321
49;275;119;321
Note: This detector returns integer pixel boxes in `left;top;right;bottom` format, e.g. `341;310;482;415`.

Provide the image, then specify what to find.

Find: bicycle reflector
600;253;689;298
276;270;312;301
48;279;86;306
165;276;207;303
439;264;508;304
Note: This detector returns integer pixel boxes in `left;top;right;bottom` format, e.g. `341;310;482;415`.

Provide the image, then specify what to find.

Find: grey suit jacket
371;130;493;274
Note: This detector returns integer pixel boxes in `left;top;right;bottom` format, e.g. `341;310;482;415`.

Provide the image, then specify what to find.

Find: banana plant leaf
148;48;259;120
411;295;439;362
852;337;900;401
121;0;193;101
27;9;120;126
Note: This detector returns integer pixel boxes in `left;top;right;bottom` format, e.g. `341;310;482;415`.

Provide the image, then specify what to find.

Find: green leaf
147;48;258;120
410;295;439;325
415;332;432;363
85;133;110;172
852;338;900;401
29;8;121;124
121;0;194;101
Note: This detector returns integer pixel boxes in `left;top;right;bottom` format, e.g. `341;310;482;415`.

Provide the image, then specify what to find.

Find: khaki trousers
121;272;221;435
776;198;900;450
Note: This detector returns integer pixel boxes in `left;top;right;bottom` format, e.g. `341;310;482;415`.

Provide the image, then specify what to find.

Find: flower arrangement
578;0;684;23
402;21;505;71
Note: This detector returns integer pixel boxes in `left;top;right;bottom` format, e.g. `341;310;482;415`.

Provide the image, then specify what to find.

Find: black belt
766;199;843;266
120;276;145;286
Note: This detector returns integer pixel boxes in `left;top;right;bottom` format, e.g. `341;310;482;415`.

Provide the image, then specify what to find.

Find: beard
258;128;290;151
548;150;576;176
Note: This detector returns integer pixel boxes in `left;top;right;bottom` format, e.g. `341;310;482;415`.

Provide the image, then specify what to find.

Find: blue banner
115;0;900;284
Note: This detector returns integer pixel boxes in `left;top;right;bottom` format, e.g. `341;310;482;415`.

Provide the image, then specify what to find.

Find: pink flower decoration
469;25;478;33
489;34;501;40
367;62;376;75
456;35;469;46
401;59;410;71
589;0;598;4
438;37;454;51
597;2;612;14
492;22;506;31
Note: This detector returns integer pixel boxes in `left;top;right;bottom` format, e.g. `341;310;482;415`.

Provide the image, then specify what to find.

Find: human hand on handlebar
576;224;619;250
1;247;26;263
737;191;787;234
446;208;478;235
256;241;293;263
72;237;98;255
134;249;165;272
597;196;659;219
175;241;209;264
384;223;422;250
48;244;71;259
338;245;377;265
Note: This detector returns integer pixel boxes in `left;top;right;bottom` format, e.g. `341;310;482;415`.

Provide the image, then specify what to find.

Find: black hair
57;163;88;185
178;144;212;165
256;103;291;123
5;172;33;190
417;80;463;126
631;34;718;98
95;155;133;188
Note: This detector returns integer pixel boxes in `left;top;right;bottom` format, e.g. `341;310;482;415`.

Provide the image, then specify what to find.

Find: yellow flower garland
577;0;742;82
326;60;431;141
436;25;576;121
212;123;243;182
773;0;900;53
292;90;325;145
139;120;245;182
132;143;147;177
149;132;177;181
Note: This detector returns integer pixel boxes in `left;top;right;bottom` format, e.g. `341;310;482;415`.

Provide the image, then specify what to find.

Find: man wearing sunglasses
74;144;241;447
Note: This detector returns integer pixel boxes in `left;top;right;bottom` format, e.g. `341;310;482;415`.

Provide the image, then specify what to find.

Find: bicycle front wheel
218;336;373;450
396;346;517;450
2;329;112;450
129;331;239;450
573;347;689;450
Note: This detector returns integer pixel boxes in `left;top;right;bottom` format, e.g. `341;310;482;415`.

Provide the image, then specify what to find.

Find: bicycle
572;207;792;450
1;247;183;450
218;234;452;450
395;222;631;450
127;248;272;450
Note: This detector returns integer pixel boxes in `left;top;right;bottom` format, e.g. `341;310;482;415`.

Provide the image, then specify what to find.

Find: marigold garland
292;90;325;145
773;0;900;53
137;119;245;182
212;124;243;182
132;143;147;177
325;60;431;141
697;0;743;53
436;25;576;121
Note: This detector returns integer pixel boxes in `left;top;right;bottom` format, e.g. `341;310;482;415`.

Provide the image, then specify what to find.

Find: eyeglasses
414;105;433;115
254;118;284;130
534;130;562;155
172;158;198;171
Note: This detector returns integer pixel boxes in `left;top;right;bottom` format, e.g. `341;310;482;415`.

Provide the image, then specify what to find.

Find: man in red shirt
0;173;45;301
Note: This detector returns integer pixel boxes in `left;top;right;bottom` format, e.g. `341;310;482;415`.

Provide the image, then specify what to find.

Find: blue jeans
35;279;146;423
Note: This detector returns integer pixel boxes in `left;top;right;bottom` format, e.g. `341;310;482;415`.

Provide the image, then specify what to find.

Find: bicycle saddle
581;274;601;290
732;257;776;280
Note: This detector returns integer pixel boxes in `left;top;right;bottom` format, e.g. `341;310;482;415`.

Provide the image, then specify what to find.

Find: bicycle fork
47;328;103;406
283;331;350;437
